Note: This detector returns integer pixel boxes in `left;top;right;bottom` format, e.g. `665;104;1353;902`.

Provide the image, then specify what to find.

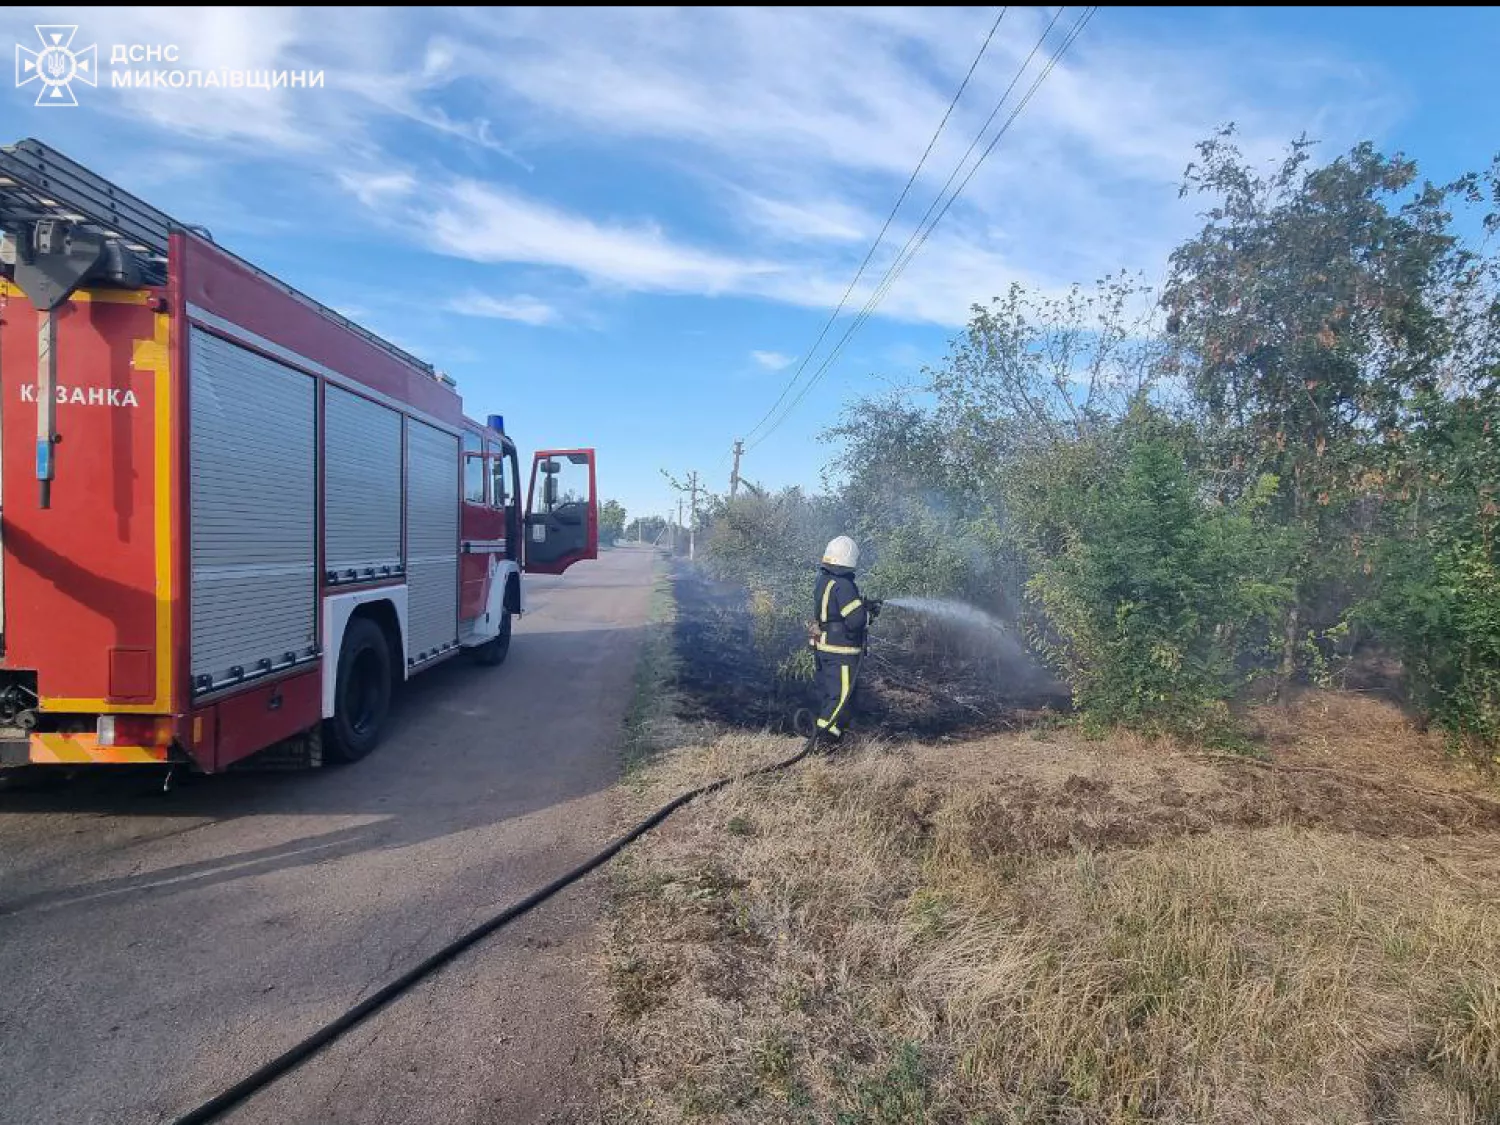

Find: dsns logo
15;25;97;107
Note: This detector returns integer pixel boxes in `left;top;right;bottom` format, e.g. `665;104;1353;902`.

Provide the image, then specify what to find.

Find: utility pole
729;439;744;499
662;467;703;561
687;471;700;562
677;498;683;554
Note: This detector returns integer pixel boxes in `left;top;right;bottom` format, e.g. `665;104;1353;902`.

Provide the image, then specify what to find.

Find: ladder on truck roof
0;137;175;275
0;137;435;375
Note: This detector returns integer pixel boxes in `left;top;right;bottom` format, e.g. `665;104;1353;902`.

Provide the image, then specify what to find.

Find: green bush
1364;538;1500;748
701;488;840;679
1359;382;1500;750
1024;423;1292;737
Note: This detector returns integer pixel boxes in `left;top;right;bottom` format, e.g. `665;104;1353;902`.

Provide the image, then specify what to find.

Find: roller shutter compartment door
188;327;317;693
405;419;459;663
324;384;403;583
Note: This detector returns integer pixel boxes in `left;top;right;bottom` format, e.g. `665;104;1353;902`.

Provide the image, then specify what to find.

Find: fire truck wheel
325;616;392;763
470;609;512;667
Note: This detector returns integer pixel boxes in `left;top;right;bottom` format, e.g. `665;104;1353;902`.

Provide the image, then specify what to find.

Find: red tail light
97;716;175;747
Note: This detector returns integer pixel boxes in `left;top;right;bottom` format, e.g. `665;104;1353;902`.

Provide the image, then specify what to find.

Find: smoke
881;595;1052;687
885;596;1008;633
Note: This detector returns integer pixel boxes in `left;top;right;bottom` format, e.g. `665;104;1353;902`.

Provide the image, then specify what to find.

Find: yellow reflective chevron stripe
815;638;862;655
29;733;169;765
825;662;854;730
841;598;862;616
820;579;834;625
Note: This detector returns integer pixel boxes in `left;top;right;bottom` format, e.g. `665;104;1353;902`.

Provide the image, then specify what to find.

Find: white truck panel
459;558;520;646
321;586;409;716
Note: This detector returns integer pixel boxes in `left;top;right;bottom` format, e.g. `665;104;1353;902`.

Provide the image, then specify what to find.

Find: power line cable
746;7;1096;452
751;7;1096;450
744;7;1067;453
740;7;1008;448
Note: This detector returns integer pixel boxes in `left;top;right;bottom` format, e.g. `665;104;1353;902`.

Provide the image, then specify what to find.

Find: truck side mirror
544;476;558;507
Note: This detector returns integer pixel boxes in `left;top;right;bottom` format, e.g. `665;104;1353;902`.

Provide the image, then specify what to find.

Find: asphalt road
0;546;658;1125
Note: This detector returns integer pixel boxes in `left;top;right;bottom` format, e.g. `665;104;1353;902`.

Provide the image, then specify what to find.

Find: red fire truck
0;139;599;772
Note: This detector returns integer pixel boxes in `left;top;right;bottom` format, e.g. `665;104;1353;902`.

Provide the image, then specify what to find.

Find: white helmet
821;535;859;569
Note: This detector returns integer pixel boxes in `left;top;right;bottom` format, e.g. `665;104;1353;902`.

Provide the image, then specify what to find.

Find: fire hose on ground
170;624;881;1124
170;736;845;1123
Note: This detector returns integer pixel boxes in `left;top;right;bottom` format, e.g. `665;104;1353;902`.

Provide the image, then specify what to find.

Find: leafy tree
598;499;627;544
824;275;1164;621
823;390;1010;611
931;271;1162;462
1162;128;1472;683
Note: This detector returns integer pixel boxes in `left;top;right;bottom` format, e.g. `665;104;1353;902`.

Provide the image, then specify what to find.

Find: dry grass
622;573;697;780
600;694;1500;1124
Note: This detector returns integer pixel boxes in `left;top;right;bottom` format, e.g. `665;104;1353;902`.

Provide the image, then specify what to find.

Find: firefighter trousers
814;650;861;739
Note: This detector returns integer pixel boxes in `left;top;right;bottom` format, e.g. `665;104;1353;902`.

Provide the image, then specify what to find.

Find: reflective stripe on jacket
813;564;868;655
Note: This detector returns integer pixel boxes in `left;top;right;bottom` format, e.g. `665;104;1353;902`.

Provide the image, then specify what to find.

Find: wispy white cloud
3;6;1399;329
336;33;535;171
425;179;783;296
751;350;795;371
446;291;560;326
336;170;416;210
736;192;871;244
345;8;1392;325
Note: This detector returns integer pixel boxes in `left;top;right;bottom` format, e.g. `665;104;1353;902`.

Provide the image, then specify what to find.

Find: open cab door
524;449;598;575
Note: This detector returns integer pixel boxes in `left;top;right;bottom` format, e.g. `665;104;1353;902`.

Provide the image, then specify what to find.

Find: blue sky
3;7;1497;524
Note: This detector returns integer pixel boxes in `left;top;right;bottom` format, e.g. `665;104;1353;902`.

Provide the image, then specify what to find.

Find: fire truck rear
0;138;599;772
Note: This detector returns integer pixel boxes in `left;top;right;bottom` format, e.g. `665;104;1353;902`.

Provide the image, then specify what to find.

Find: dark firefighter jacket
813;564;869;656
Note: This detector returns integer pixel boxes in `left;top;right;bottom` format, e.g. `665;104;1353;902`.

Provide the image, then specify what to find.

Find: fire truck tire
470;609;512;667
324;616;392;763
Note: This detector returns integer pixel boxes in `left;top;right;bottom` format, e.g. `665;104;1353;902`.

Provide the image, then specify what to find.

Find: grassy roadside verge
602;686;1500;1123
621;565;685;782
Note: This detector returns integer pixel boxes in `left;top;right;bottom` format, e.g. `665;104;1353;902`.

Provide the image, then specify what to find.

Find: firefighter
809;535;880;747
